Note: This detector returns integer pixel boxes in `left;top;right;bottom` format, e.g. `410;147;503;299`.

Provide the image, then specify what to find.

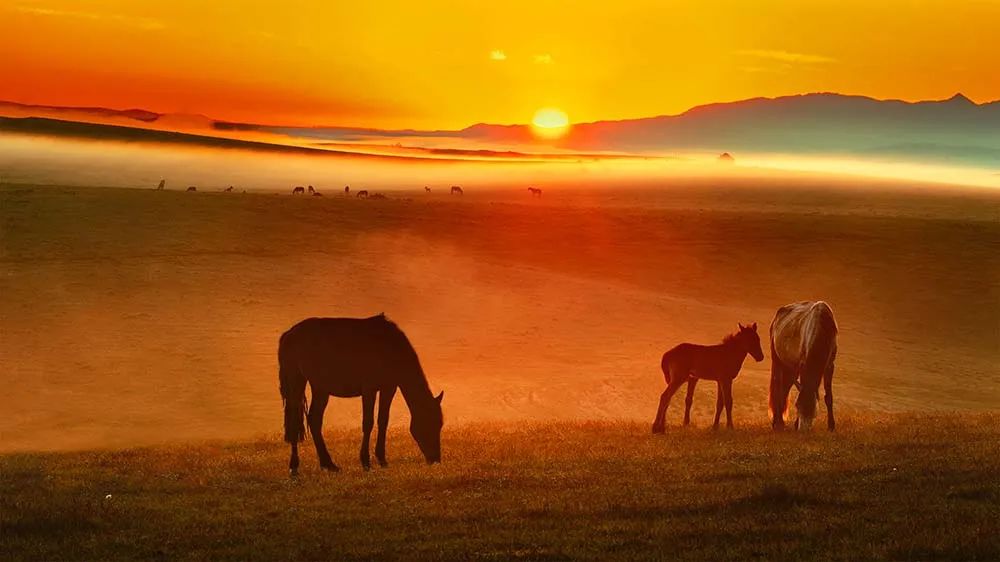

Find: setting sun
531;108;570;139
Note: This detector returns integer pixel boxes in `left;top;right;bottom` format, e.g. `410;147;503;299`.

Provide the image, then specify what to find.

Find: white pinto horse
768;301;838;431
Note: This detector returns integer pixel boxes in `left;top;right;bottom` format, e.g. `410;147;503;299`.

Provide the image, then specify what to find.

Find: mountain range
2;93;998;166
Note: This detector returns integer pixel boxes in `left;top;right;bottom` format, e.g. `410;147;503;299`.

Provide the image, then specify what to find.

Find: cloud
533;54;553;64
11;3;165;30
489;50;507;61
736;49;835;64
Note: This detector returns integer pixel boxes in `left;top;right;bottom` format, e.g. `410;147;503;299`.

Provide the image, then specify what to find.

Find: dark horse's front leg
360;391;376;470
308;392;339;472
375;387;397;467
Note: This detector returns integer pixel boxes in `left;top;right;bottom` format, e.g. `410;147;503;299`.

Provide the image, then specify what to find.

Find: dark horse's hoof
651;425;665;434
289;468;299;478
377;459;388;468
320;463;341;473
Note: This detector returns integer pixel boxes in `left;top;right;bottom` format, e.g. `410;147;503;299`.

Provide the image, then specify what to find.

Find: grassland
3;414;999;561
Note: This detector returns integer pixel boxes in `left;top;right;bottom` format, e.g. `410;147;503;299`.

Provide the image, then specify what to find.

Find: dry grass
3;413;999;561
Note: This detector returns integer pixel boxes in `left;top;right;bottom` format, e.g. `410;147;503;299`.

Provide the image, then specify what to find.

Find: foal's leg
652;377;685;433
683;379;698;426
360;391;376;470
307;393;338;472
712;382;724;430
289;442;299;476
723;379;734;429
375;387;397;467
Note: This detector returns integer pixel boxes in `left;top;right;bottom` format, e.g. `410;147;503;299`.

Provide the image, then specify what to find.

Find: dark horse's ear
436;391;444;403
751;322;758;331
738;322;745;331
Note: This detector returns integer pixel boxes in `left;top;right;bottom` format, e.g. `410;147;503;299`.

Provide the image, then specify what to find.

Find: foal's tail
278;343;307;444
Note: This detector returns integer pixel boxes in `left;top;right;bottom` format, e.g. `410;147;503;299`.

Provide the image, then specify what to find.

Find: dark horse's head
412;391;444;463
736;322;765;362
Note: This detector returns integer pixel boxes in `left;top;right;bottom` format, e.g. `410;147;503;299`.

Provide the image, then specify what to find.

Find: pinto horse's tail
278;338;307;444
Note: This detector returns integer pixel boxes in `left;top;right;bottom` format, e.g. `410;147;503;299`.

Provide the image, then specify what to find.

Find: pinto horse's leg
824;361;835;432
652;378;685;434
307;393;338;472
683;379;698;426
712;382;724;429
360;391;376;470
375;387;397;467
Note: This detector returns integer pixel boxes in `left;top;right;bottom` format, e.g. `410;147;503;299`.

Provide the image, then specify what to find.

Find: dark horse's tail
278;333;307;444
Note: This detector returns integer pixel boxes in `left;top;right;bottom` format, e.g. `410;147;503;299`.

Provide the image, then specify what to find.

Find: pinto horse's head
411;391;444;463
738;322;765;362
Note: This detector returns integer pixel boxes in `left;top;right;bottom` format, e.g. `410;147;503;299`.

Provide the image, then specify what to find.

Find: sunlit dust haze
2;0;1000;128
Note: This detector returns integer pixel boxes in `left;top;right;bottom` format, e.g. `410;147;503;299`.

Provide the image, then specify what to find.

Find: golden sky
2;0;998;128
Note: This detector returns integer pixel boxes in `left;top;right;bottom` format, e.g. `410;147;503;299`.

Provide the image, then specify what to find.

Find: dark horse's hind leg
360;391;376;470
683;380;697;426
375;387;397;467
722;379;734;429
308;392;339;472
652;378;685;433
712;382;724;430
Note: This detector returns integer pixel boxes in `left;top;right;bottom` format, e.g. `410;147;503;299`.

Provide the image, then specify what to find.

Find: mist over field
2;149;998;452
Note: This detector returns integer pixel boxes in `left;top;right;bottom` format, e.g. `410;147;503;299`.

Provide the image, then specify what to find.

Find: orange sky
2;0;999;129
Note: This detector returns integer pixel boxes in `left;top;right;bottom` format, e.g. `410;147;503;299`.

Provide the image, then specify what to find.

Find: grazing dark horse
356;190;369;198
344;185;350;195
224;185;234;192
186;186;197;192
652;323;764;433
769;301;838;431
279;314;444;474
156;179;165;190
307;185;315;195
450;185;464;195
527;187;542;197
424;186;431;193
292;186;305;194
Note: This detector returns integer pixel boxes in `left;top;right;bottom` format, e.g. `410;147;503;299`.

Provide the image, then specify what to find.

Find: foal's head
733;322;764;362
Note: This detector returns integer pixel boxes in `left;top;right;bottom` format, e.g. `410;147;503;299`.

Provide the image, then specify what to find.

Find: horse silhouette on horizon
528;187;542;197
425;186;431;193
156;179;165;190
450;185;464;195
356;190;369;198
224;185;234;192
292;186;305;195
186;186;197;192
279;314;444;475
344;185;350;195
769;301;838;431
652;322;764;433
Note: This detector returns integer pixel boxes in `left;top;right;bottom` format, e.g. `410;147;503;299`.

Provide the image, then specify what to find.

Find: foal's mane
722;330;742;345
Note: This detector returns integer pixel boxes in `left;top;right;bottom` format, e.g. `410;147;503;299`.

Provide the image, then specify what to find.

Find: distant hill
3;93;998;166
455;93;1000;166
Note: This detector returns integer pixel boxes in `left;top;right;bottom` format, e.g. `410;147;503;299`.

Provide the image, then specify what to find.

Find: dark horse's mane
722;330;741;345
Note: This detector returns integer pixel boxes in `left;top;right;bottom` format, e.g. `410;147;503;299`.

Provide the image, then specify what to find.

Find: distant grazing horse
769;301;838;431
652;323;764;433
527;187;542;197
292;186;305;195
156;179;165;190
425;186;432;193
224;185;234;192
356;190;369;198
450;185;464;195
308;185;315;195
186;186;197;192
344;185;350;195
279;314;444;474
